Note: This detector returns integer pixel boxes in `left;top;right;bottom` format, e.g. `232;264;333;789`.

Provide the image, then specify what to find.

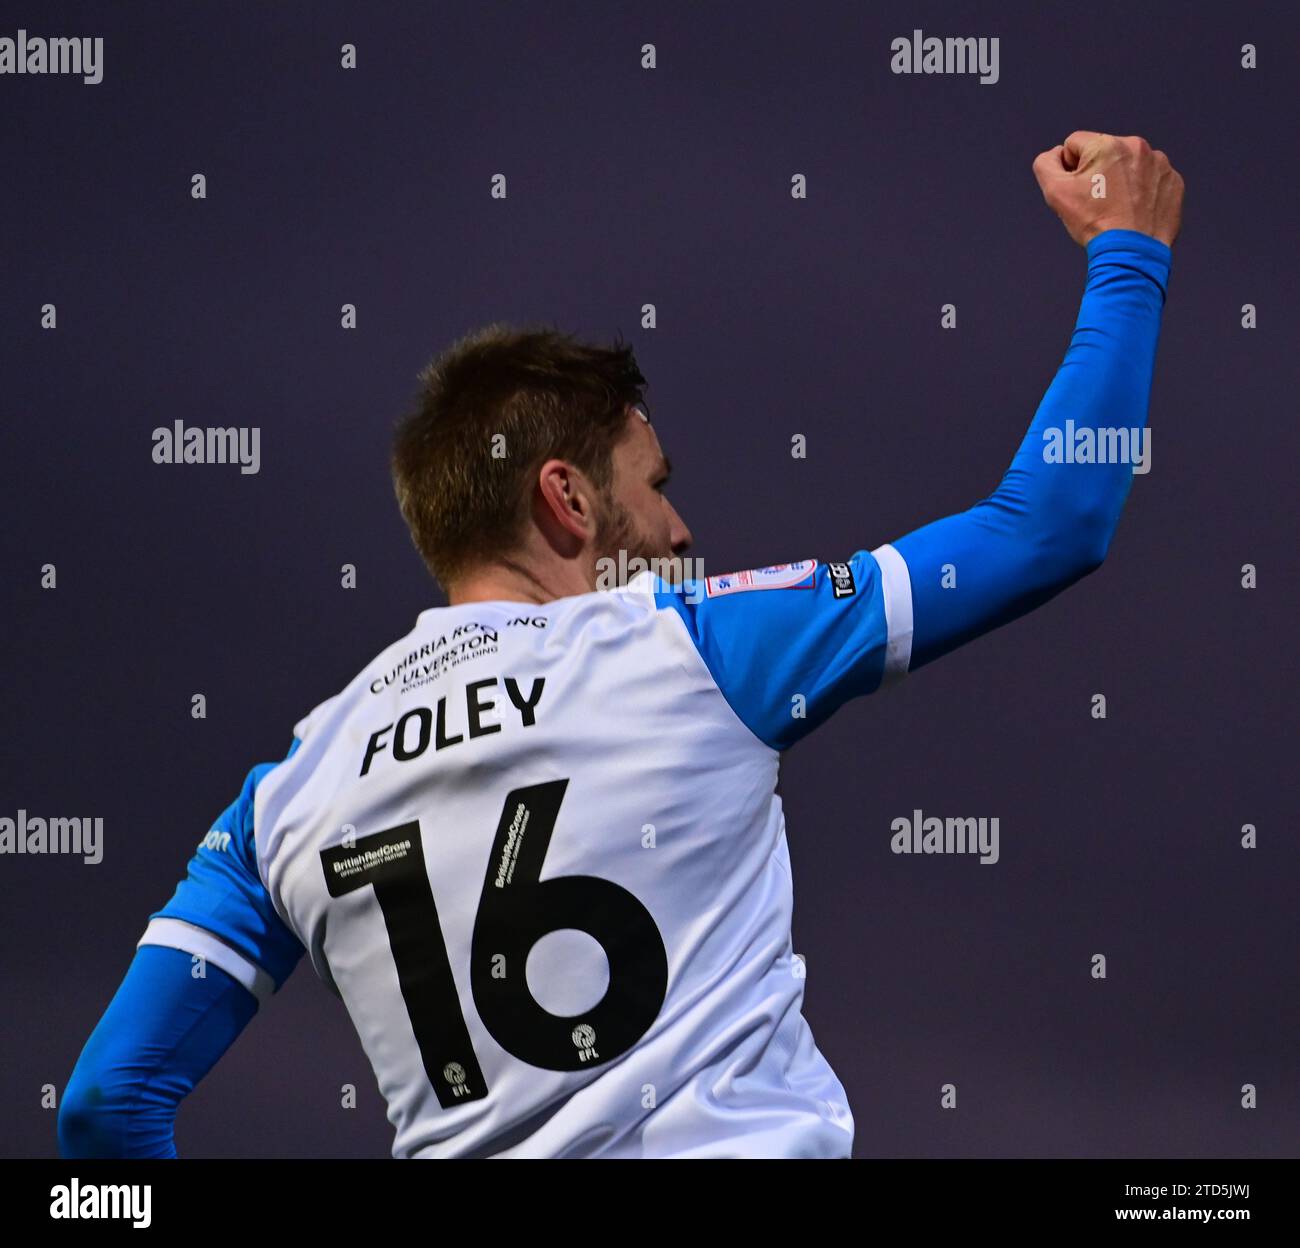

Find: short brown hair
392;323;647;589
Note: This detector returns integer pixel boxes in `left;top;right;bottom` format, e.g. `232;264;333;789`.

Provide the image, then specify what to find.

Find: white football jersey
133;231;1177;1157
142;549;915;1157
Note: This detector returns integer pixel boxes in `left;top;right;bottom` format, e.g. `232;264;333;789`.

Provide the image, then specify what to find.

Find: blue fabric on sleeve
893;229;1171;668
652;229;1171;746
58;945;258;1159
149;739;306;989
654;554;893;751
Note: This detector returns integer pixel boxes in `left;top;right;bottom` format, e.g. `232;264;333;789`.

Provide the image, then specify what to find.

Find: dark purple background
3;1;1297;1158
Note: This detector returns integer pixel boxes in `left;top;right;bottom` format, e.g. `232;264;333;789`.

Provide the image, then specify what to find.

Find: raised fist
1033;131;1184;247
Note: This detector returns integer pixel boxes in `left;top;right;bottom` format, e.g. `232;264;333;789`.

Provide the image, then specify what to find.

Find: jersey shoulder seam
632;578;783;757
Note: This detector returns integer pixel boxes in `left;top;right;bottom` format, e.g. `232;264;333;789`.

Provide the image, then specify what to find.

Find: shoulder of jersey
620;569;663;597
290;583;675;744
292;691;344;743
288;613;441;742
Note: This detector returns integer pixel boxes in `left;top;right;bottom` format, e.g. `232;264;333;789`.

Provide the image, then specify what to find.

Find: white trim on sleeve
870;542;914;686
137;916;276;1006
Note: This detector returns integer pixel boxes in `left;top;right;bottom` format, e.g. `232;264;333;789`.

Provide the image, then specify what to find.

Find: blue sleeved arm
58;945;257;1158
653;229;1171;749
893;228;1171;668
58;742;309;1157
141;740;307;996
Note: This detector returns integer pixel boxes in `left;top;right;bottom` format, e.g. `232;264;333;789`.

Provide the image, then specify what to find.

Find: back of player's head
392;323;647;591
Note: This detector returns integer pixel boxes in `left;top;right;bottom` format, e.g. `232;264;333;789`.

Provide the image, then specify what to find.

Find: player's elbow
1076;530;1112;578
1018;506;1113;593
1048;495;1117;582
57;1057;152;1159
58;1074;117;1158
1068;502;1117;577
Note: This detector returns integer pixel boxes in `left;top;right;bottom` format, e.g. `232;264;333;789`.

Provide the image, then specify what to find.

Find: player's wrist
1084;225;1175;253
1084;228;1173;295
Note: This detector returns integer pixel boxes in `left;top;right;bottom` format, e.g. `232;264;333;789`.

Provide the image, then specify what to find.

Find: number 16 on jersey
320;779;669;1109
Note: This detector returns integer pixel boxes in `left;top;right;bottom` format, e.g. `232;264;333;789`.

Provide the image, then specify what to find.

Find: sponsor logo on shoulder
704;560;818;598
199;828;231;853
826;560;857;599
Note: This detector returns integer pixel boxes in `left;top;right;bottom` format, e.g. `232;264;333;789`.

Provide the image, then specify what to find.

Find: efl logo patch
827;560;857;599
704;560;817;597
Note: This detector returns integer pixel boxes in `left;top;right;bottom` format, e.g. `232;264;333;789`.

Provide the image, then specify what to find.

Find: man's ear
536;459;593;540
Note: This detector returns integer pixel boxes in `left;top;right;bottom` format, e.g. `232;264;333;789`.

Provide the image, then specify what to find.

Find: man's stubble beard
592;492;675;587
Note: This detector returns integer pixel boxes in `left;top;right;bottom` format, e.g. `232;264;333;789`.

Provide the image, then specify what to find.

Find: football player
59;132;1182;1158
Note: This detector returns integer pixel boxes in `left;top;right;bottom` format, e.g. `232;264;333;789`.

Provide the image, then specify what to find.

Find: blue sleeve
144;739;307;992
58;945;258;1158
654;229;1171;749
655;555;902;751
893;229;1171;668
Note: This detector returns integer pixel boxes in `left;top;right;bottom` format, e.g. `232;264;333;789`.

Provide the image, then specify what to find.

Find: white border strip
870;543;914;686
137;916;276;1006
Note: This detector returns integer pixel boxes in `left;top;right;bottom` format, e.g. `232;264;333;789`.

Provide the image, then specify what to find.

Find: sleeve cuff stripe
870;542;914;686
137;916;276;1006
